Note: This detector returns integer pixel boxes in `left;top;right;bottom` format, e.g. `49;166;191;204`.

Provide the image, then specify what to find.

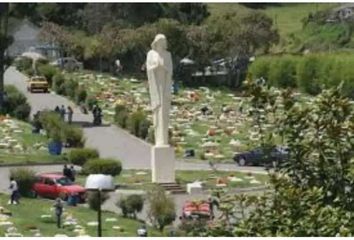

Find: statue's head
151;34;167;51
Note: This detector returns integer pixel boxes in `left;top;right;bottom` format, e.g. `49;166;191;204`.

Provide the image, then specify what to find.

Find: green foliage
296;55;321;94
39;111;64;142
14;57;32;72
85;96;98;111
10;168;36;197
13;103;31;121
75;88;87;104
114;104;130;129
37;64;58;86
87;191;109;211
63;78;79;100
127;110;151;139
2;85;31;121
204;79;354;236
68;148;99;166
268;55;298;88
249;53;354;98
39;110;83;145
117;194;144;218
62;124;84;148
147;185;176;232
82;158;122;176
52;73;65;94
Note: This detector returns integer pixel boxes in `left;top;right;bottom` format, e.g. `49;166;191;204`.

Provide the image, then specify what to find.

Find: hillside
208;3;338;39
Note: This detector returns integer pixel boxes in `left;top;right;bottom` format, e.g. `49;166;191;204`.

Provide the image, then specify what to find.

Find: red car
182;200;211;219
32;173;86;202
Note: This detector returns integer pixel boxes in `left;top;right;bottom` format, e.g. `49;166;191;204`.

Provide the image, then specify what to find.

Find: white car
50;57;83;71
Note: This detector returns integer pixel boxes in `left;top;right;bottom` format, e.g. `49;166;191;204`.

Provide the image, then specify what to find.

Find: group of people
54;105;74;124
63;164;76;182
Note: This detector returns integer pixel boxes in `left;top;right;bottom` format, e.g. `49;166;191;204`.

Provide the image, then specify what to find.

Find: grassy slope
0;194;161;237
208;3;338;39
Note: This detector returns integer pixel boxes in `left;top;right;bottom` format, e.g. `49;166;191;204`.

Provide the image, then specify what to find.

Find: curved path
4;67;265;174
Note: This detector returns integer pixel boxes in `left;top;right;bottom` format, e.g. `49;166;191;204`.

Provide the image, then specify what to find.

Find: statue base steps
151;145;175;183
159;183;186;194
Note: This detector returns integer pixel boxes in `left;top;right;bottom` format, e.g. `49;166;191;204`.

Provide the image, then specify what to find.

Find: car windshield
56;177;73;186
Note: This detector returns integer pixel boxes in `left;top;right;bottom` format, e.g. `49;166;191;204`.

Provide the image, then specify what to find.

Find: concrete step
159;183;187;194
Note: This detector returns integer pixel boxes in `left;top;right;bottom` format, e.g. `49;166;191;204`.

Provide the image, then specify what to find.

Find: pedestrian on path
8;177;19;205
60;105;66;120
63;164;71;179
53;198;64;228
137;224;148;237
70;165;76;182
54;106;60;114
67;106;73;124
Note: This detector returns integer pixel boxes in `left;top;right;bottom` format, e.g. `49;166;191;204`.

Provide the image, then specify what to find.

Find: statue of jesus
146;34;173;147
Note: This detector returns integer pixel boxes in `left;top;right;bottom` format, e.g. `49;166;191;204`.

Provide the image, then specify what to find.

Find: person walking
60;105;66;120
67;106;73;124
54;106;60;114
70;165;76;182
137;224;148;237
53;198;64;228
8;177;19;205
63;164;71;179
92;105;98;125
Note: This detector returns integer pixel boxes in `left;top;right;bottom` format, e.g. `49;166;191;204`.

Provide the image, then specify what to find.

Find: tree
200;79;354;236
0;3;12;111
147;185;176;232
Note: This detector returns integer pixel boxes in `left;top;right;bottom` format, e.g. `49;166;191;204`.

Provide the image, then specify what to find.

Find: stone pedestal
151;145;175;183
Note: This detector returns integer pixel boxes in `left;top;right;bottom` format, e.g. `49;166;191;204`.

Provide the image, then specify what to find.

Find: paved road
4;67;265;174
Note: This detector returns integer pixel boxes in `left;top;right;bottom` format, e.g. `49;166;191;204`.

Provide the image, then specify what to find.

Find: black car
233;146;289;166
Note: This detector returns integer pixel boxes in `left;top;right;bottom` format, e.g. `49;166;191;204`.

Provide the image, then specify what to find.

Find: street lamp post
85;174;115;237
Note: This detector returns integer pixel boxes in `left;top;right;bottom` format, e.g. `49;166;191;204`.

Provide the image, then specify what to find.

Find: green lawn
0;194;162;237
0;118;65;165
0;153;64;165
77;170;269;191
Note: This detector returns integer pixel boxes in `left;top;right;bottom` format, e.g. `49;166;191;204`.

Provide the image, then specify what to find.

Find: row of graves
67;72;265;162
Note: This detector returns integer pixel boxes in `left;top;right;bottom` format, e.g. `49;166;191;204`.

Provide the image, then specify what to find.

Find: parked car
50;57;83;71
32;173;86;202
27;76;49;93
181;200;211;220
233;146;289;167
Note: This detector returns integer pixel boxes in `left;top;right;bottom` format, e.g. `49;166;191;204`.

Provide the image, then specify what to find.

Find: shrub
14;57;32;72
268;56;297;88
63;79;79;100
68;148;99;166
10;168;36;197
76;88;87;104
38;64;58;86
114;105;130;129
82;158;122;176
147;185;176;232
138;118;151;140
117;194;144;218
62;125;84;148
52;73;66;94
248;57;270;80
87;191;109;211
86;96;98;111
296;55;321;95
127;110;148;137
39;111;64;142
2;85;31;120
13;103;31;121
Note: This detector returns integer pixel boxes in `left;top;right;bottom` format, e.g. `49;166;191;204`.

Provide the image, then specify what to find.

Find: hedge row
248;53;354;98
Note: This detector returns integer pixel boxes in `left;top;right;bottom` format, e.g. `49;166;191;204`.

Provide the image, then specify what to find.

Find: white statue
146;34;173;147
